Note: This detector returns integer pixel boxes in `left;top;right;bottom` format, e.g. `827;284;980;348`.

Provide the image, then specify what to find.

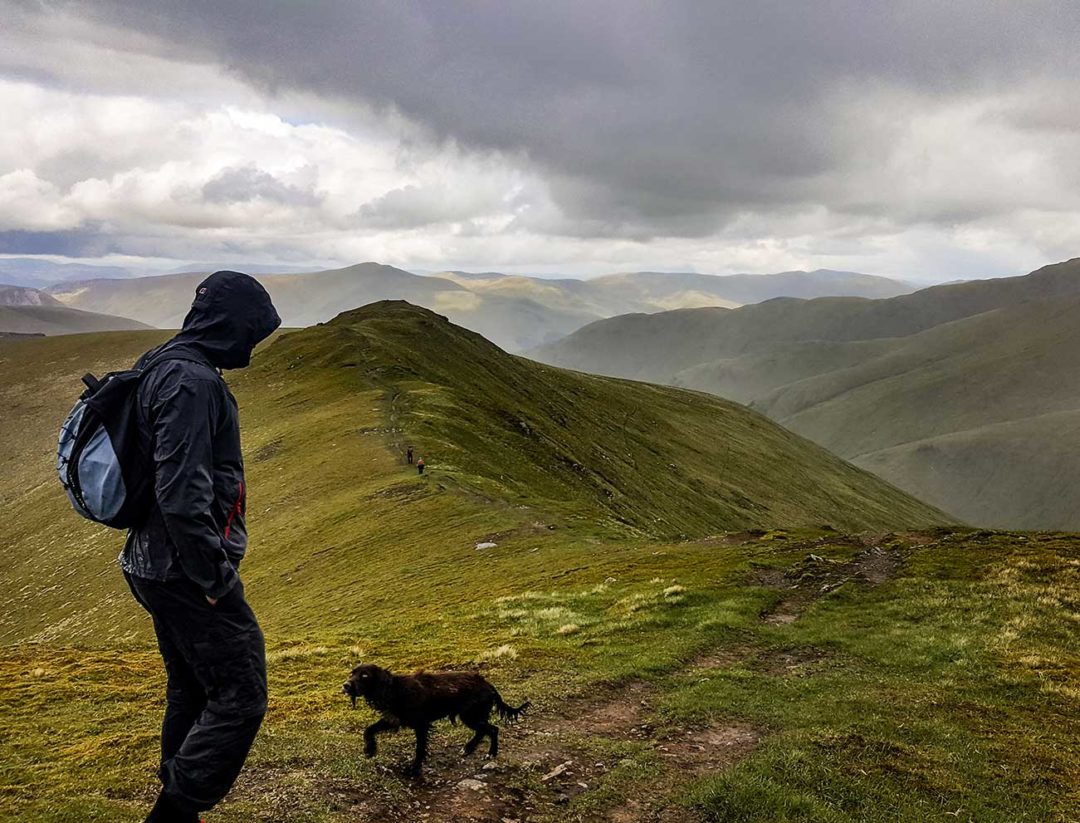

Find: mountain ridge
44;263;914;352
0;301;946;639
532;257;1080;528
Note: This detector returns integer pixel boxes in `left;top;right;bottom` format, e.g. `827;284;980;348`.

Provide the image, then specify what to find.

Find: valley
534;259;1080;530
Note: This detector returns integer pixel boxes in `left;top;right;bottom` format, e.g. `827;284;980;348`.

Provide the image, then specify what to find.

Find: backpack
56;349;194;529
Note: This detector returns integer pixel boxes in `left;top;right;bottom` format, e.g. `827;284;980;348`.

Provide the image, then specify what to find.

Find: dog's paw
364;746;377;758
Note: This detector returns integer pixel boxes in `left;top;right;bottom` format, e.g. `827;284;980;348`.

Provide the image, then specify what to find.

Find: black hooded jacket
121;271;281;598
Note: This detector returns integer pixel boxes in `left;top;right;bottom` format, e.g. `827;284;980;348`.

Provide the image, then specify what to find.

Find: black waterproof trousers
126;573;267;813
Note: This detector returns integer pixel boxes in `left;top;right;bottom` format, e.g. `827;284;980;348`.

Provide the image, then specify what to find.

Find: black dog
343;663;530;776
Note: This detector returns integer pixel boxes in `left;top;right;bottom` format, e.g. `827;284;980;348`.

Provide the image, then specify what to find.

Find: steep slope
533;258;1080;529
0;302;945;645
48;263;595;352
753;295;1080;528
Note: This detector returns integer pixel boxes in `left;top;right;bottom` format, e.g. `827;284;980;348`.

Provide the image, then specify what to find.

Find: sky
2;1;1079;281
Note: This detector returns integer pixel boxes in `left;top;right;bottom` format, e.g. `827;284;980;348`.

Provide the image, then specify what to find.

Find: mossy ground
0;307;1074;821
2;529;1077;822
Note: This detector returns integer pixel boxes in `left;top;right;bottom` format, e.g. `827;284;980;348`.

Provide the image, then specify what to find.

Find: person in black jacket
123;271;281;823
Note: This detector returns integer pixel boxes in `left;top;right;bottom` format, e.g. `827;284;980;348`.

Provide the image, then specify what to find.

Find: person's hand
206;596;218;606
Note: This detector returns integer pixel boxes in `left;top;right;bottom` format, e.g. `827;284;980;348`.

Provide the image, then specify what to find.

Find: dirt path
756;533;908;626
272;534;929;822
319;664;760;823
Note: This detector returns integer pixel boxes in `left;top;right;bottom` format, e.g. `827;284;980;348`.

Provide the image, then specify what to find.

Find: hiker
417;457;426;475
406;446;414;464
123;271;280;822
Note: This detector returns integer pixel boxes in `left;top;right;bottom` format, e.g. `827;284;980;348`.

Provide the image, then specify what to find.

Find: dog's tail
495;694;531;723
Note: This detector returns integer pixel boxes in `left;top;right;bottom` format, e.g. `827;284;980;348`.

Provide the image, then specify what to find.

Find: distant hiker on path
407;446;414;464
123;271;280;822
417;457;426;475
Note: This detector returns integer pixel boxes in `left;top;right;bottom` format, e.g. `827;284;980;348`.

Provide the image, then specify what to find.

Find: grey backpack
57;350;191;528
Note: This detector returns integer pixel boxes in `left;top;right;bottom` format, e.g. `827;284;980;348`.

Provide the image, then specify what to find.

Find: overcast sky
2;1;1079;280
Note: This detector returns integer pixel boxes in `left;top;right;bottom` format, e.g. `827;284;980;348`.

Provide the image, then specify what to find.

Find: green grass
534;259;1080;532
1;531;1076;821
1;303;1074;821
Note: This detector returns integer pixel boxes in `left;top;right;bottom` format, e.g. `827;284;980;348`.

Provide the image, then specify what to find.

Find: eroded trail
756;533;916;625
268;532;932;822
322;668;760;823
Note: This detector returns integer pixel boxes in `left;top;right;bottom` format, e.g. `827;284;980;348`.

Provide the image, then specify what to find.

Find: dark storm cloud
49;0;1080;237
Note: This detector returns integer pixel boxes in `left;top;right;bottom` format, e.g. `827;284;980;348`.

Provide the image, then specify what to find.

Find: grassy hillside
0;303;151;336
2;306;1076;823
534;258;1080;378
0;302;944;644
747;296;1080;528
533;259;1080;529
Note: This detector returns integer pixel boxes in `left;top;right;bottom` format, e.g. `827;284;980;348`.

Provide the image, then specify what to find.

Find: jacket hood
171;271;281;369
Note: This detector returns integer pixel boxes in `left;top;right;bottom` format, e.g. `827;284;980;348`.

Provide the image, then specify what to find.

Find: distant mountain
534;260;1080;379
48;262;598;352
533;258;1080;529
586;269;913;306
434;268;913;318
751;294;1080;529
0;258;135;288
162;262;320;275
1;282;151;334
0;285;65;307
46;262;913;353
0;303;151;336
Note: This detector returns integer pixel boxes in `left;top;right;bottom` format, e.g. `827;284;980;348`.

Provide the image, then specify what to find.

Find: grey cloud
201;165;321;206
43;0;1080;238
356;184;480;229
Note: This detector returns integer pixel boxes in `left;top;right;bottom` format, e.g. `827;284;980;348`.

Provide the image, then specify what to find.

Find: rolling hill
47;263;599;352
434;267;912;317
0;284;151;335
46;264;913;353
533;258;1080;528
1;305;1077;822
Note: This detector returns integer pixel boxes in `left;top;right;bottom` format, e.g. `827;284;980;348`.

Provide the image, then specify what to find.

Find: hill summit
253;300;945;537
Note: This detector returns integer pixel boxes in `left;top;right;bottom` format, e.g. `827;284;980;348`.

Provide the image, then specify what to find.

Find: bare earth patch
304;667;759;823
756;534;910;625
